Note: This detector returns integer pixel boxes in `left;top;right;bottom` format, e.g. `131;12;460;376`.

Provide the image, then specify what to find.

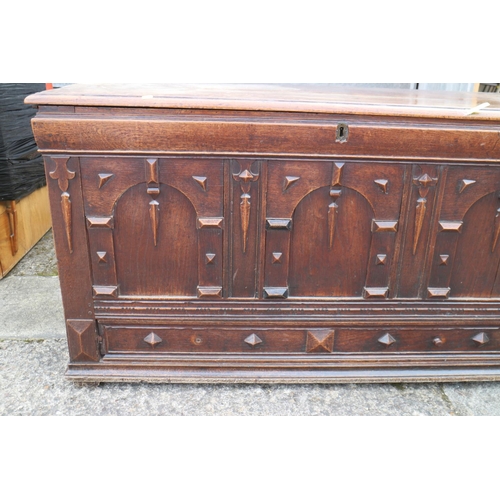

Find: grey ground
1;230;500;416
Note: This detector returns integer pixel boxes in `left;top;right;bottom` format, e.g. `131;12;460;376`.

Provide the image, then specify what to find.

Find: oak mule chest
26;84;500;383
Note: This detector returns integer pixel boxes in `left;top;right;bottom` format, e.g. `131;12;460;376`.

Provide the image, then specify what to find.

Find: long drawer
100;324;500;355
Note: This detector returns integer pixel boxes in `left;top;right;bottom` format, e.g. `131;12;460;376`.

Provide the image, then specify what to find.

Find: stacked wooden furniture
0;185;51;278
0;83;51;278
25;84;500;382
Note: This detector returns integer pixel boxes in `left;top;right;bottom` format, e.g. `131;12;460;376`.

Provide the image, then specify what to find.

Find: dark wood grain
113;183;198;297
230;159;262;297
29;114;500;162
101;324;500;354
26;84;500;382
43;155;98;362
288;185;373;297
450;192;500;297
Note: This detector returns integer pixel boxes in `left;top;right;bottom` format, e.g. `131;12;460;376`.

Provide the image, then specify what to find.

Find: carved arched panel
267;160;331;218
449;192;500;298
341;162;404;220
114;183;198;297
428;165;500;299
164;158;223;217
266;160;404;220
288;185;374;297
440;165;500;221
80;157;224;218
81;157;224;299
80;157;145;216
264;160;404;299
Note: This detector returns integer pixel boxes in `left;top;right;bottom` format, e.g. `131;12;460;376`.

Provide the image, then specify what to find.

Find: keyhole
336;123;349;143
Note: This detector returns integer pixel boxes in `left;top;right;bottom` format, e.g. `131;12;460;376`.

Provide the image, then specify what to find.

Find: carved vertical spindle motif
232;163;260;253
412;172;437;255
145;159;160;246
328;162;344;248
492;206;500;253
49;156;75;253
413;197;427;254
149;200;159;245
61;192;73;253
490;193;500;252
328;189;341;248
240;192;251;252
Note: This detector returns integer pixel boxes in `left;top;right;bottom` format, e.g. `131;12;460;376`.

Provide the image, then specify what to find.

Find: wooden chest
25;84;500;382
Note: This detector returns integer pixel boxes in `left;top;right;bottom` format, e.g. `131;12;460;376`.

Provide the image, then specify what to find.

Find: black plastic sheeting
0;83;47;201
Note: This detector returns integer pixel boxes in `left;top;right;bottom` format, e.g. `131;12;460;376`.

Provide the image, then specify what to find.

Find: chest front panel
74;156;500;304
28;85;500;382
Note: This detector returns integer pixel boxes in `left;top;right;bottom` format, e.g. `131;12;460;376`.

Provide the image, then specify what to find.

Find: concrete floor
1;230;500;415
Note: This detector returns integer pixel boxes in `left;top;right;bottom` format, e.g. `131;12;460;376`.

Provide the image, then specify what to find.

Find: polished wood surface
25;83;500;120
26;84;500;382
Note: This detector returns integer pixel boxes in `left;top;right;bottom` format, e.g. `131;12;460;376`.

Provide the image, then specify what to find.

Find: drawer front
102;325;306;354
101;325;500;355
336;328;500;352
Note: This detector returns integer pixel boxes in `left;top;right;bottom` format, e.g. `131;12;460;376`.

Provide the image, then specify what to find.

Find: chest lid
25;83;500;121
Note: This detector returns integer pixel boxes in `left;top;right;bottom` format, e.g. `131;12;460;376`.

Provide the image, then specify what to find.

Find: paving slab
0;338;459;416
0;228;64;339
442;383;500;416
0;276;65;339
